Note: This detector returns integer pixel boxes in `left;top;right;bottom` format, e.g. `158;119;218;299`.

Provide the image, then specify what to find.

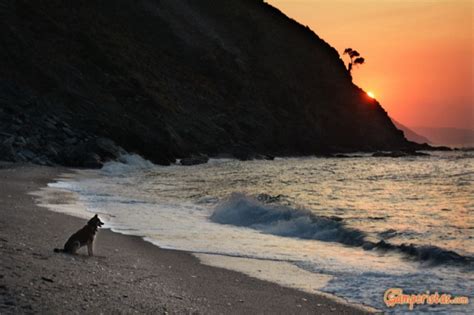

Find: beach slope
0;164;370;314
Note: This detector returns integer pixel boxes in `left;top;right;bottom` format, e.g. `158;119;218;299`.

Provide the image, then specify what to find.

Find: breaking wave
101;154;155;175
211;193;473;266
211;193;366;246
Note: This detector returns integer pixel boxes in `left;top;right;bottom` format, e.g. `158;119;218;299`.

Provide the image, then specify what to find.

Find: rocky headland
1;0;429;167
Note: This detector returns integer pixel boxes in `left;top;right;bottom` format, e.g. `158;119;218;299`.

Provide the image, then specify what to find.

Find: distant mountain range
411;127;474;148
392;120;431;145
393;119;474;148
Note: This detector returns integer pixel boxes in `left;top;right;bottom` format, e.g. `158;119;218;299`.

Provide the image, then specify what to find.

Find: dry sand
0;164;372;314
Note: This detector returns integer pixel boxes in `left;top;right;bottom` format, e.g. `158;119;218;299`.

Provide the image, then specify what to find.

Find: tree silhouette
343;48;365;73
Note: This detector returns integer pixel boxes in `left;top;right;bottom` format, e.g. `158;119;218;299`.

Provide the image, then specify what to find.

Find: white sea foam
35;151;474;314
101;153;156;175
211;193;366;245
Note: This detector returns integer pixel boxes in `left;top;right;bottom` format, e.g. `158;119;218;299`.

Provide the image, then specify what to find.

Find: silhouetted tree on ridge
343;48;365;73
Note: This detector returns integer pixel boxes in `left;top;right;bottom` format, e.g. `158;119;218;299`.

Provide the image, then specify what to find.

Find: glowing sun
367;91;375;99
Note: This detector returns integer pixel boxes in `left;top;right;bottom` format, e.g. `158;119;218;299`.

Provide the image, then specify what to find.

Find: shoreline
0;164;374;314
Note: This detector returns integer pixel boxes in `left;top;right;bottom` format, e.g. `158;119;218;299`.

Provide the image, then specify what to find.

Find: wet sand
0;164;372;314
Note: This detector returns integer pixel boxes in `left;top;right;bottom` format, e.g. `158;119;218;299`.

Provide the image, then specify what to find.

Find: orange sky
267;0;473;129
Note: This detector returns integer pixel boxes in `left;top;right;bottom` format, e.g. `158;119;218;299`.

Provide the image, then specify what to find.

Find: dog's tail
53;248;64;253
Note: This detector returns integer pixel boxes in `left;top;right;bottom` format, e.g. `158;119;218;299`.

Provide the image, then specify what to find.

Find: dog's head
88;214;104;228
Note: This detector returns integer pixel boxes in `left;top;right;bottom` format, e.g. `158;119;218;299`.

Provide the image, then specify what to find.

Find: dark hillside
0;0;413;166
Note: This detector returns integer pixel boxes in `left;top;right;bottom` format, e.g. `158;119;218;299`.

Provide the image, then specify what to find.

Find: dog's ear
88;215;98;225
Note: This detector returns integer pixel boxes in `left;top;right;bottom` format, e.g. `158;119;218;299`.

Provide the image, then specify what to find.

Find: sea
35;151;473;314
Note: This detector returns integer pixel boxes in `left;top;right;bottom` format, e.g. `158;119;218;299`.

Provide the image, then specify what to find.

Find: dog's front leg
87;242;94;256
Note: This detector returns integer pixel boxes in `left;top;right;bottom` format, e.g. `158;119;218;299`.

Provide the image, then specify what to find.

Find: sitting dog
54;214;104;256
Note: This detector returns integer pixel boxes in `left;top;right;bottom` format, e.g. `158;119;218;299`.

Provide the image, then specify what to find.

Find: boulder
82;153;103;168
62;127;76;137
65;137;78;145
59;137;125;168
372;151;430;158
0;137;16;161
27;136;41;149
14;136;27;146
180;155;209;166
44;145;59;159
17;149;37;161
32;155;53;166
93;137;126;160
231;147;254;161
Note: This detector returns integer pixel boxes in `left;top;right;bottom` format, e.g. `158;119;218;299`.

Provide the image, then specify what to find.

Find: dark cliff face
0;0;411;165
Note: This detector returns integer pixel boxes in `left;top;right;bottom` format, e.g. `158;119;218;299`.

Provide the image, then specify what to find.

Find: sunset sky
267;0;473;129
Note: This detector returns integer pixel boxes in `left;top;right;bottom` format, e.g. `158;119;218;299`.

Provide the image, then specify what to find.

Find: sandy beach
0;164;372;314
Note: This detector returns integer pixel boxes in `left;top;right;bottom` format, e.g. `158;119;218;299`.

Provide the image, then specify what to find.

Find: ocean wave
210;193;366;246
101;154;155;175
211;193;473;266
362;241;473;266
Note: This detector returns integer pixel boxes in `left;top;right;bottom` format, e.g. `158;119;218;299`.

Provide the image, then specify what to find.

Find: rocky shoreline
0;106;124;167
0;103;445;169
0;97;446;168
